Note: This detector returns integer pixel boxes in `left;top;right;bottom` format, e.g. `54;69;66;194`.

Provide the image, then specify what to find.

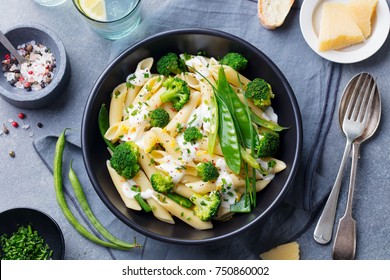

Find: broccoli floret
190;191;222;221
256;131;280;158
245;78;274;108
150;172;175;193
160;77;190;110
110;141;140;179
183;126;203;143
149;108;170;128
196;161;219;182
156;53;187;76
220;52;248;71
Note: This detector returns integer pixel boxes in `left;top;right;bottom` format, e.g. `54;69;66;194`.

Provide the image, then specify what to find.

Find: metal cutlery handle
0;31;26;64
313;139;352;244
332;142;360;259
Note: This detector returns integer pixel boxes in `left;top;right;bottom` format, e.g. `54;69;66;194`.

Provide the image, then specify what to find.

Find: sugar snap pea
217;67;252;147
98;104;117;151
54;129;139;250
68;161;140;248
216;95;241;174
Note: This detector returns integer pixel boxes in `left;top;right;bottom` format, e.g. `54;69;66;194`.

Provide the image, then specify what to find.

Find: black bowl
82;28;302;245
0;208;65;259
0;24;70;109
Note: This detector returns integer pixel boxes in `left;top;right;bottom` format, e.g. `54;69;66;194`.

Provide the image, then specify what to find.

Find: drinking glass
72;0;141;40
34;0;67;6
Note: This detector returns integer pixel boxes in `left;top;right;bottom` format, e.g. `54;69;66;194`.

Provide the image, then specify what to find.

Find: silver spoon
0;30;27;64
332;74;381;260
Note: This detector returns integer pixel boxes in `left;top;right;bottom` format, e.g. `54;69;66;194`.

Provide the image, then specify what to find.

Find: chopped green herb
0;225;53;260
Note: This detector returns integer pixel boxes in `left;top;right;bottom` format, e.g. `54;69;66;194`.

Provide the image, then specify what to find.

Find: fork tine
351;74;371;121
344;73;364;121
360;78;376;123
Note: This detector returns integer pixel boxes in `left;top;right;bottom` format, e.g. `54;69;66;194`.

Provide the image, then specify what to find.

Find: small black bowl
0;24;70;109
82;28;302;245
0;208;65;259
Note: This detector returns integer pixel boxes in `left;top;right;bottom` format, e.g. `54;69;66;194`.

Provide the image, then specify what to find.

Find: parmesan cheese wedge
260;241;300;260
348;0;378;38
318;2;364;51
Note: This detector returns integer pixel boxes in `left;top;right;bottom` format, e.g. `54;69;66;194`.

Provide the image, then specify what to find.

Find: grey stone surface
1;0;389;260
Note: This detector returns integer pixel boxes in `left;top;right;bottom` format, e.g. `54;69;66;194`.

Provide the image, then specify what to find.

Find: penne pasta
102;53;287;230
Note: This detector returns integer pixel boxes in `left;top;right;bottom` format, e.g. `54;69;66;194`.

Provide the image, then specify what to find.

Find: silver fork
313;73;376;244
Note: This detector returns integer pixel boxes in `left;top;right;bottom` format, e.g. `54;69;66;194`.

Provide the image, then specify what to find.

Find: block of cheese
259;241;300;260
318;2;364;52
348;0;378;38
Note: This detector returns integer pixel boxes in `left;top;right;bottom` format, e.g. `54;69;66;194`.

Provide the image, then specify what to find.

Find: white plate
300;0;390;64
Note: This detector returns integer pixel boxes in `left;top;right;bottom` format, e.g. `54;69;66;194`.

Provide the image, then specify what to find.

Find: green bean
68;161;140;248
131;186;152;212
98;104;117;151
167;193;193;208
216;95;241;174
250;111;288;132
54;129;139;250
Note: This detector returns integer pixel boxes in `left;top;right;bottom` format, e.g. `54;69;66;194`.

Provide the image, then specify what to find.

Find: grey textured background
0;0;389;260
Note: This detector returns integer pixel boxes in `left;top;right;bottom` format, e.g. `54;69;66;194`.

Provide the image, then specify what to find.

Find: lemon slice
79;0;107;21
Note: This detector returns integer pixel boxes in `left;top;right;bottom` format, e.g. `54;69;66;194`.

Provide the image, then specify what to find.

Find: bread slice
348;0;378;38
318;2;364;51
258;0;295;29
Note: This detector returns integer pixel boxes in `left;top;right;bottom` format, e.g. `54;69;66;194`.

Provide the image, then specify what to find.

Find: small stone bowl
0;24;69;109
0;208;65;259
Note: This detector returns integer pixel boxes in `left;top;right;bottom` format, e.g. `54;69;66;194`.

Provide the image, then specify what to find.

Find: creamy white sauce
216;171;237;208
155;155;186;184
120;103;149;148
122;181;155;199
122;180;138;198
262;107;278;123
182;55;210;80
256;158;276;180
126;68;151;87
175;133;199;163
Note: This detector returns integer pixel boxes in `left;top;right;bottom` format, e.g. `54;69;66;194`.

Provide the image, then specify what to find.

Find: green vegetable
166;193;193;208
230;193;251;213
68;161;141;248
110;141;140;179
190;191;222;221
149;107;170;128
217;66;252;147
98;104;117;151
150;172;175;193
220;52;248;71
0;225;53;260
130;186;152;212
256;130;280;158
156;53;187;76
245;78;274;108
160;77;191;111
250;111;288;132
54;129;140;250
183;126;203;143
196;161;220;182
216;94;241;174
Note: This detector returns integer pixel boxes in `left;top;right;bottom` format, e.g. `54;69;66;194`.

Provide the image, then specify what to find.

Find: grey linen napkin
34;0;388;259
